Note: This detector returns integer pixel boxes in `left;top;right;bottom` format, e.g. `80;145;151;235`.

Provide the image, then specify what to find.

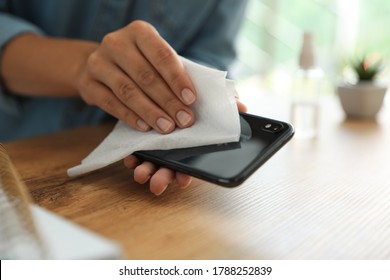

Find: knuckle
122;110;135;125
101;96;116;112
137;69;157;86
155;47;174;63
118;82;138;103
163;96;181;112
86;52;100;69
168;71;183;89
128;20;152;33
102;32;115;45
102;32;122;50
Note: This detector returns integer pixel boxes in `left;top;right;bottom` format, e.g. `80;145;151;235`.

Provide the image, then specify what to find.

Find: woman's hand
124;99;248;195
123;156;192;195
77;20;197;134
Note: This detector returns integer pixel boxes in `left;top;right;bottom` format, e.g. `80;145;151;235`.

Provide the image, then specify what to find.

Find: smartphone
134;112;294;187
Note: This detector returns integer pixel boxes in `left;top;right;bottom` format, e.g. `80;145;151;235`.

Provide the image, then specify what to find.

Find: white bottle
290;31;323;138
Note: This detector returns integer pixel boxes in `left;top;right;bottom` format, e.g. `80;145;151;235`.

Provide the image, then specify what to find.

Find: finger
123;155;140;169
236;97;248;113
149;167;176;196
128;59;195;129
134;162;157;184
79;77;151;132
107;46;195;129
131;21;197;105
85;53;178;133
176;172;192;189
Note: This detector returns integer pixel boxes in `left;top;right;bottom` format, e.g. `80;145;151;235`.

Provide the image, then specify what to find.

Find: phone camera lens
262;122;284;133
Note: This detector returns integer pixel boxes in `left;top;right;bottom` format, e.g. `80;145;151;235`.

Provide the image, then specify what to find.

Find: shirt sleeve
0;12;44;116
180;0;248;72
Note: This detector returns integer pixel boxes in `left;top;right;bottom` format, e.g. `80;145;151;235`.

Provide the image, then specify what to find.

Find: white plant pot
337;82;387;118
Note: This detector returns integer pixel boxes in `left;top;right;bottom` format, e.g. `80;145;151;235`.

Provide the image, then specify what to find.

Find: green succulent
352;56;383;82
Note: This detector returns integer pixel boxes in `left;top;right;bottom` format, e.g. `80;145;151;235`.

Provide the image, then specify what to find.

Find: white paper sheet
31;205;122;260
68;57;240;177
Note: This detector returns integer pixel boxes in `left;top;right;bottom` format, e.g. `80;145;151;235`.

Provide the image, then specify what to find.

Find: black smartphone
134;112;294;187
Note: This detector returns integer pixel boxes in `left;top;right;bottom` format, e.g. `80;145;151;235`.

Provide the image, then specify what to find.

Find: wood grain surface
3;90;390;259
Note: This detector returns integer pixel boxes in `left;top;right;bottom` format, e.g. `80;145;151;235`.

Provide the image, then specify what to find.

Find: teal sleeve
181;0;248;71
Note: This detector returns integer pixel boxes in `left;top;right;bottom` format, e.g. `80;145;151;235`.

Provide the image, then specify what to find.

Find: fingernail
153;185;168;196
137;119;150;131
140;176;151;185
181;88;196;105
176;110;192;127
156;117;174;133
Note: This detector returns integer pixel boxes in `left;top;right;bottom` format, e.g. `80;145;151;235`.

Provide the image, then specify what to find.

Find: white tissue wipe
67;57;240;177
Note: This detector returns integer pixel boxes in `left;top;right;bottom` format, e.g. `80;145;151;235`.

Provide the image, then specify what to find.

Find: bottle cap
299;31;316;70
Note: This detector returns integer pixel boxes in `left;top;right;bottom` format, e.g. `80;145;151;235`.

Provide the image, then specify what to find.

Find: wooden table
4;82;390;259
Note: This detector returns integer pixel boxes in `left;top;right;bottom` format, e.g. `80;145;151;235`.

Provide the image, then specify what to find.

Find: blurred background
233;0;390;93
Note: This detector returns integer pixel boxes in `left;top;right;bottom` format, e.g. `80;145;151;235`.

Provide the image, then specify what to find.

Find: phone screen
134;113;294;187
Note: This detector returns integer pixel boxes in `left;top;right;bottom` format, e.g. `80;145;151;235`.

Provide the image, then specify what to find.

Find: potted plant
337;55;387;118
